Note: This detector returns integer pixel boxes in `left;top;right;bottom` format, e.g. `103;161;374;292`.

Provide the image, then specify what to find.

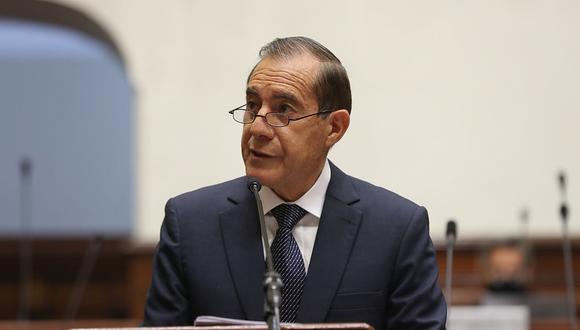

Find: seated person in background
481;240;531;306
481;239;568;319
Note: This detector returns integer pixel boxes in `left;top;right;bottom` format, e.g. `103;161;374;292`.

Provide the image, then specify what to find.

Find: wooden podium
69;323;374;330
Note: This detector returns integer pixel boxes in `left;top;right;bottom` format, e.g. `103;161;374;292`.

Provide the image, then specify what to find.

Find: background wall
51;0;580;242
0;18;132;235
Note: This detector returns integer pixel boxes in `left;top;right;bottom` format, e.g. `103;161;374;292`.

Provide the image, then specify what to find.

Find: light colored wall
54;0;580;242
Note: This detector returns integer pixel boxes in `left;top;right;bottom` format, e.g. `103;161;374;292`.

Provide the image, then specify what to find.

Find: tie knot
271;204;307;229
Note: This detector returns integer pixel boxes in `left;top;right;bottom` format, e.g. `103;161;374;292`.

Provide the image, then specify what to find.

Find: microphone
560;173;569;221
65;235;103;320
18;157;33;320
446;220;457;245
247;177;282;330
445;219;457;329
559;172;567;192
519;207;529;238
519;207;531;272
558;172;577;330
248;179;262;194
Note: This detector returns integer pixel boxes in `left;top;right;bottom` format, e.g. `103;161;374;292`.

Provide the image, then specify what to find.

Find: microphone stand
445;220;457;329
18;158;33;321
249;179;282;330
519;207;531;265
559;173;577;330
65;235;103;320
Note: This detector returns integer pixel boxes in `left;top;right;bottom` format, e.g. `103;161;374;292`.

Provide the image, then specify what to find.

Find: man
144;37;447;329
481;240;530;306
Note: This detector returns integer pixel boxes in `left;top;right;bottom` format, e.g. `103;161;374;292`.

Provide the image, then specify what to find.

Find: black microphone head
446;220;457;239
20;157;32;177
558;171;566;191
561;204;569;221
520;207;529;223
247;177;262;193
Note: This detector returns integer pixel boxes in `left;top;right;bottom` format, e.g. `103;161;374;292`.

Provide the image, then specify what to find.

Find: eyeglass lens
234;110;289;127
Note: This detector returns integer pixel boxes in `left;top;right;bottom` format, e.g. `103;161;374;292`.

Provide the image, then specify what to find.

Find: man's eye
278;104;294;113
246;102;259;112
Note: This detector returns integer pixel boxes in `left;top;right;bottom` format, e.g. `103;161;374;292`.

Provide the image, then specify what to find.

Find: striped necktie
270;203;308;323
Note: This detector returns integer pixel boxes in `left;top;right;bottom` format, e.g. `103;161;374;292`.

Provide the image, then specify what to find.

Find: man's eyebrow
245;87;300;104
246;87;259;97
271;91;299;104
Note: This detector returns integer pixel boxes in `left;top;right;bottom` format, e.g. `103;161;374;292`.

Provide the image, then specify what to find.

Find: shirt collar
259;159;331;218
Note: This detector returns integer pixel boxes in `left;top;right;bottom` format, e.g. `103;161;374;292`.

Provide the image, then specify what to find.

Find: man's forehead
247;54;319;100
250;54;319;79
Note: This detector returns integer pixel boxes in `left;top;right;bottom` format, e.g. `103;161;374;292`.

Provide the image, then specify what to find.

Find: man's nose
248;106;273;139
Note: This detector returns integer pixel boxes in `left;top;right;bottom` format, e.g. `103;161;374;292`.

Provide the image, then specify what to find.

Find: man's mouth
250;149;274;158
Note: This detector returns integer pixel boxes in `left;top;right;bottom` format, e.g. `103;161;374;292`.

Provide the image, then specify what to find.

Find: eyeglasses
228;104;337;127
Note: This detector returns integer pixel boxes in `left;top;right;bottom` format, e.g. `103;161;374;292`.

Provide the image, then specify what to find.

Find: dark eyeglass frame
228;104;338;127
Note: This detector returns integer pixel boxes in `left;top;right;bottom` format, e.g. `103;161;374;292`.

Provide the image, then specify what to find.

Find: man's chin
244;168;277;188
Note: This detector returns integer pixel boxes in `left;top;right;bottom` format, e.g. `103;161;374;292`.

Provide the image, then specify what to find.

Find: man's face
488;247;526;282
241;54;331;201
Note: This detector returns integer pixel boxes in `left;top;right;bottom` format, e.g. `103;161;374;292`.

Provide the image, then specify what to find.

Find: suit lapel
297;164;362;322
219;187;265;321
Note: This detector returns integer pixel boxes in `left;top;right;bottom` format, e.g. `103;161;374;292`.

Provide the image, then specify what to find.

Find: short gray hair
250;36;352;114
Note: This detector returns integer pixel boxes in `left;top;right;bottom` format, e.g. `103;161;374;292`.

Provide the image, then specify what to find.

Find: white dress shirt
259;159;331;273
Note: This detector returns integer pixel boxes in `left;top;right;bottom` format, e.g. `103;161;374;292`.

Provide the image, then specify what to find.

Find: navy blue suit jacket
143;163;446;329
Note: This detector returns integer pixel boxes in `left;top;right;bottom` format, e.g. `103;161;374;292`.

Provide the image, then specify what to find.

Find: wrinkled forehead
247;54;320;102
249;53;319;83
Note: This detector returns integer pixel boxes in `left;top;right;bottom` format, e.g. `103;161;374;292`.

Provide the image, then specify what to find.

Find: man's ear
325;109;350;148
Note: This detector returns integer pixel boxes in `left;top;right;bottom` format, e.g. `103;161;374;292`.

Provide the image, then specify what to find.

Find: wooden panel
0;319;139;330
436;238;580;310
0;320;575;330
1;237;580;323
0;238;130;319
125;245;154;320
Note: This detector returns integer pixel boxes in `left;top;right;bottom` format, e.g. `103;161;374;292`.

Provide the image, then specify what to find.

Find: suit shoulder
346;175;426;223
168;176;246;210
340;175;432;242
352;175;419;206
329;162;423;215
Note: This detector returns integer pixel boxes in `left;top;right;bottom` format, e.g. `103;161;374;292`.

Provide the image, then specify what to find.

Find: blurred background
1;0;579;329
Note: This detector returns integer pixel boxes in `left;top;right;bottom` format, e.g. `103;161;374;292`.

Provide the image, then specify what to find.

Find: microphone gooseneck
558;172;577;330
65;235;103;320
519;207;530;242
247;178;272;271
247;177;282;330
559;172;569;221
18;157;33;321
